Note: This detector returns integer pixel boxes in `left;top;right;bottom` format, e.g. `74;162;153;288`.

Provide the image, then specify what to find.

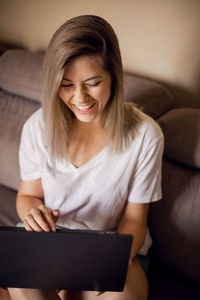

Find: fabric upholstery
158;108;200;169
124;73;173;119
0;184;19;226
149;160;200;282
0;49;43;102
0;90;40;190
148;259;200;300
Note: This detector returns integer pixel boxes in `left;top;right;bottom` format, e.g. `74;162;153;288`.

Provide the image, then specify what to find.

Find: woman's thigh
8;288;60;300
0;288;11;300
59;258;148;300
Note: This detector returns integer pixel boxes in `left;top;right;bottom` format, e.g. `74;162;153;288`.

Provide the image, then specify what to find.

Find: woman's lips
73;103;95;114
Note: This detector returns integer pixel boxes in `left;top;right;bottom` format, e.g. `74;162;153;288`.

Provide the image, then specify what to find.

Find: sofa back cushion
124;73;173;119
158;108;200;169
0;90;40;190
0;49;43;102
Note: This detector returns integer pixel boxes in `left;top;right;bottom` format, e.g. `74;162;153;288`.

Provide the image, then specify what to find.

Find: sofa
0;49;199;299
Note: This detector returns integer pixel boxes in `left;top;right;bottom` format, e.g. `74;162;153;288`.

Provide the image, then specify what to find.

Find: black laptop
0;226;132;292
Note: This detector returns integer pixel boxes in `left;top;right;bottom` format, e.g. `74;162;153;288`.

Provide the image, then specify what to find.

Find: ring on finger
25;214;32;221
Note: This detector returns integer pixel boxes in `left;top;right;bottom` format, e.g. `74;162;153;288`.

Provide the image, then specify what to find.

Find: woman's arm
117;202;149;262
16;179;59;232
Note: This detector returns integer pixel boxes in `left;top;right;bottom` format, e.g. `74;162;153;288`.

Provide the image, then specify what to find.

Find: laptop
0;226;132;292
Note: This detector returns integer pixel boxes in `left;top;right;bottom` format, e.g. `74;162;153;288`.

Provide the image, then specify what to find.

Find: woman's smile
73;102;96;114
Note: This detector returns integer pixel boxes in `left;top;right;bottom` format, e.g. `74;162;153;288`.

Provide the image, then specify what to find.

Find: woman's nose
73;86;87;103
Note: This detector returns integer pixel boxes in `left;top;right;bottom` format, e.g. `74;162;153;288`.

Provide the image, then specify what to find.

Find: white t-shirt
19;108;164;255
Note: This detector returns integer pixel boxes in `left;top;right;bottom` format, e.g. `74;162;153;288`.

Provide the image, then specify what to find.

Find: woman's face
58;55;112;124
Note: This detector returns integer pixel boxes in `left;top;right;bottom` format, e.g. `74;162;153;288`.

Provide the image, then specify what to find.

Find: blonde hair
42;15;140;158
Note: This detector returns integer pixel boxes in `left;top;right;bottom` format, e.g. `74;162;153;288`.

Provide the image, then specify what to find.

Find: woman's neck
72;118;103;138
67;119;108;168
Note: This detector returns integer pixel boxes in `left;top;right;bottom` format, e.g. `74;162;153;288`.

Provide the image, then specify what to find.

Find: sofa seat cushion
148;258;200;300
0;184;19;226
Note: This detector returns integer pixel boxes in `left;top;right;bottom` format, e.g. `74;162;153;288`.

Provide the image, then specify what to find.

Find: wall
0;0;200;108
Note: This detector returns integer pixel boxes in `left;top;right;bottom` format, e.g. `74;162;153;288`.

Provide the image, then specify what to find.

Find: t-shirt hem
128;193;162;203
21;174;41;181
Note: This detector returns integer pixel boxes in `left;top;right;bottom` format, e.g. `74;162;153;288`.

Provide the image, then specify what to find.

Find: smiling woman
42;14;136;159
7;15;164;300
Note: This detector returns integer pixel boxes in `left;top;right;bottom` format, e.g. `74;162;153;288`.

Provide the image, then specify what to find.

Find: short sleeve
128;134;164;203
18;110;43;181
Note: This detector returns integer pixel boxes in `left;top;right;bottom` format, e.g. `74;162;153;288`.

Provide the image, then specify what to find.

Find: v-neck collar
63;146;108;173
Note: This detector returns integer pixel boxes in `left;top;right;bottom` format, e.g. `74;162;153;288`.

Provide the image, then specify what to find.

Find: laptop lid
0;226;132;292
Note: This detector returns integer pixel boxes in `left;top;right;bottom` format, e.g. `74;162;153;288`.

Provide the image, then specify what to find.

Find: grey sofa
0;49;200;299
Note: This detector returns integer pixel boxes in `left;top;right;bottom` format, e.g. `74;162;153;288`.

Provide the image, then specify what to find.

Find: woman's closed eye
61;81;102;88
86;81;101;87
62;83;73;88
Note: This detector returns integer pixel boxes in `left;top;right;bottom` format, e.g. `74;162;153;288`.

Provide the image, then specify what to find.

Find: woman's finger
24;220;33;232
40;207;60;231
52;210;60;222
32;209;51;232
41;209;56;232
38;205;58;232
24;213;46;232
28;207;51;232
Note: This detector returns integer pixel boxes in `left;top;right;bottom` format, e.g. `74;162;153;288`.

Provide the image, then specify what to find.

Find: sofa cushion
0;90;40;190
0;49;174;117
158;108;200;169
0;49;44;102
0;184;19;226
148;258;200;300
124;73;173;119
148;160;200;282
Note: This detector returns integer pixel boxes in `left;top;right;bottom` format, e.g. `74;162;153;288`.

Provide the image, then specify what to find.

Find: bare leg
8;288;61;300
81;258;148;300
0;288;11;300
58;290;83;300
57;258;148;300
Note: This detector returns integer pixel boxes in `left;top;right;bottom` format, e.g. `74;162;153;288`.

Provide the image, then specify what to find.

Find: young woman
8;15;164;300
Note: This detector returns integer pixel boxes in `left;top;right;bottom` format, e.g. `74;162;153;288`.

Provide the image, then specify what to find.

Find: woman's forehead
62;55;109;80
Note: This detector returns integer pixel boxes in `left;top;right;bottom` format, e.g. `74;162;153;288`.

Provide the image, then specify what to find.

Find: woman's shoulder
22;108;44;135
125;102;163;141
22;108;45;144
138;111;163;141
128;105;164;148
24;108;43;128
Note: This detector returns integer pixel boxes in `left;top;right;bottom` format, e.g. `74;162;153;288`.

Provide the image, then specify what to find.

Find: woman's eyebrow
62;76;103;82
63;77;72;82
84;76;103;82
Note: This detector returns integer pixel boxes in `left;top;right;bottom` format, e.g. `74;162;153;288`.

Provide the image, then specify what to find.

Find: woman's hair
42;15;140;158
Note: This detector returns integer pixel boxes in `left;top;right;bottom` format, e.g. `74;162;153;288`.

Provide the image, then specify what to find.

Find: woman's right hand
24;204;60;232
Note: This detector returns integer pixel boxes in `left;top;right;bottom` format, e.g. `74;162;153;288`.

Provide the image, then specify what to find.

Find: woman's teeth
75;103;94;111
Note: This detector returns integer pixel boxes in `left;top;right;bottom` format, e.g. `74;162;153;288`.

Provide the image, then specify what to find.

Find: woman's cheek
58;88;65;100
59;89;70;104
